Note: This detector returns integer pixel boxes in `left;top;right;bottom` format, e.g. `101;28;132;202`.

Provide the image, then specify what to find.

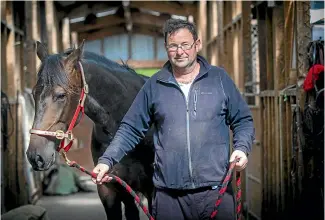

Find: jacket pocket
194;143;228;183
154;149;185;187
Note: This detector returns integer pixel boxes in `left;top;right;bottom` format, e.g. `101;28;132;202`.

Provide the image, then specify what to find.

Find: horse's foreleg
97;183;122;220
122;191;140;220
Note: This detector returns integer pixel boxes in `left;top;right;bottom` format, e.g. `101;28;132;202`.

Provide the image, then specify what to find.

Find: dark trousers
151;184;235;220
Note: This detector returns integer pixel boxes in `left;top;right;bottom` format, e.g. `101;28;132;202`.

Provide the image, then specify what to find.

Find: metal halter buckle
66;131;74;141
84;84;89;94
55;130;65;140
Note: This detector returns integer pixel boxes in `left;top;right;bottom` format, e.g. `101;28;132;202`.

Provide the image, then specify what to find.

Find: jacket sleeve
221;70;255;155
97;80;153;168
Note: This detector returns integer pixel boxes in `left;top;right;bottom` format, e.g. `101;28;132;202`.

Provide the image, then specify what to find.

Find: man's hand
92;163;112;184
229;150;248;171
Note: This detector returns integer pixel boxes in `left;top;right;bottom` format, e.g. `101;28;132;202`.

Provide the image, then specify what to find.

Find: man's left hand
229;150;248;171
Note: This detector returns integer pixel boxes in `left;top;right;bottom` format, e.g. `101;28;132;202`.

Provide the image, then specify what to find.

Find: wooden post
241;1;252;93
24;0;40;88
295;1;311;111
62;17;71;50
233;23;240;89
257;4;267;92
197;0;207;57
273;4;285;91
271;4;285;217
32;1;41;71
266;7;274;90
1;2;8;92
294;2;311;217
45;0;58;54
208;1;218;66
2;0;27;211
71;31;78;47
284;1;295;86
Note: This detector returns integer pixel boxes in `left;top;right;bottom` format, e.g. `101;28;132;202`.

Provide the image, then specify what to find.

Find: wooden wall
258;2;311;219
1;0;29;212
198;1;259;219
1;0;90;212
198;1;312;220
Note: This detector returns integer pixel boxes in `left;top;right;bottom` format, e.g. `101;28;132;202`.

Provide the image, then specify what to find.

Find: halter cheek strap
30;61;89;153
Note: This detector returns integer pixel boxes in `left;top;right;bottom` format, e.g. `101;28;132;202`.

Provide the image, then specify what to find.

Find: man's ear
195;39;202;52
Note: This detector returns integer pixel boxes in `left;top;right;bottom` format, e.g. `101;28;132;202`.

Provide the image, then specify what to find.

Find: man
92;18;255;220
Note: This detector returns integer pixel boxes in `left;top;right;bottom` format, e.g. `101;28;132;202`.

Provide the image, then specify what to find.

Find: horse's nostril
36;154;45;168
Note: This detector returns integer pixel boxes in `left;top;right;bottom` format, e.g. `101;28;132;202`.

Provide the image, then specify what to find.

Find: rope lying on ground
61;152;241;220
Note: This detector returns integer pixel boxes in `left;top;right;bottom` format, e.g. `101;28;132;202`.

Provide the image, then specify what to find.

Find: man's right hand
92;163;112;184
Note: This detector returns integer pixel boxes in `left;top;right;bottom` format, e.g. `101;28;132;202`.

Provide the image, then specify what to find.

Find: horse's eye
54;93;66;101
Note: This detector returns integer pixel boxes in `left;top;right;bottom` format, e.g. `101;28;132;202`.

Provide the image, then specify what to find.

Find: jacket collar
157;55;212;83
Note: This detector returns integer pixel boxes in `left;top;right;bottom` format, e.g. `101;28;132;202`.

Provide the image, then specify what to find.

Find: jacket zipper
158;77;206;189
185;98;195;188
194;89;198;116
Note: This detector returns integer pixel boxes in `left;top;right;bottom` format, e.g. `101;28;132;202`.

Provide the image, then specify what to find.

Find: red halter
30;61;88;153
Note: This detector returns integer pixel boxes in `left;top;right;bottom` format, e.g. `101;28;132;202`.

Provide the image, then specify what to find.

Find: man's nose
176;47;184;55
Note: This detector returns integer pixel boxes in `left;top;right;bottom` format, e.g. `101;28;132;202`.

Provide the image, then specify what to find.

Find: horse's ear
36;41;48;62
65;40;85;71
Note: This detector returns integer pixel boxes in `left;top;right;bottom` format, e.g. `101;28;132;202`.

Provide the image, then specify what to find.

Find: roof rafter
130;1;197;17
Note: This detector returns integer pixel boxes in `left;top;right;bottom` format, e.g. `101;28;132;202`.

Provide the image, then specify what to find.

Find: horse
26;40;155;220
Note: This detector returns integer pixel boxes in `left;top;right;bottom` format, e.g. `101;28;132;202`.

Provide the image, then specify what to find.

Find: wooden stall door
245;106;262;220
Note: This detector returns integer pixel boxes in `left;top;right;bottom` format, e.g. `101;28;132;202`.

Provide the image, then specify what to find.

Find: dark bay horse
26;41;154;220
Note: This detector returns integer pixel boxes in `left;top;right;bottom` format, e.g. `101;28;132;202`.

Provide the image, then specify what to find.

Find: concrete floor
36;191;150;220
36;192;106;220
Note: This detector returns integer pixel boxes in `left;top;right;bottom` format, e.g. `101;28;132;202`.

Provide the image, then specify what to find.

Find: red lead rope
61;153;241;220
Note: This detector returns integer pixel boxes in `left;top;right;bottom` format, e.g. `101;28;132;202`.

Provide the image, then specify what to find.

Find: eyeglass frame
166;41;197;52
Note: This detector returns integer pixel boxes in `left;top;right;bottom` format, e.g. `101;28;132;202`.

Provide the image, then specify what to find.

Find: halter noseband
30;61;88;153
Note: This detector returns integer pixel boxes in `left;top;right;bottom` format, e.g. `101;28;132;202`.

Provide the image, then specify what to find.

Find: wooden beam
295;1;311;79
273;4;285;91
78;26;125;41
130;1;197;17
266;7;274;90
62;17;71;49
79;24;164;42
45;0;59;54
122;0;132;31
197;0;207;57
1;1;6;21
132;12;169;28
32;1;41;72
257;4;267;91
117;60;166;68
24;1;36;88
1;21;24;36
71;31;78;47
71;12;168;34
217;1;224;67
233;23;240;90
3;1;27;211
242;1;252;93
70;14;124;33
284;1;295;85
65;3;116;19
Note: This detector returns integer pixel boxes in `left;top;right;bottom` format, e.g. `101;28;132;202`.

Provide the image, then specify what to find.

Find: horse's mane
63;48;139;77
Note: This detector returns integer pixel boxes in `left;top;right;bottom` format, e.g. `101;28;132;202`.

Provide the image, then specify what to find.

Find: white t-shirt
178;81;193;102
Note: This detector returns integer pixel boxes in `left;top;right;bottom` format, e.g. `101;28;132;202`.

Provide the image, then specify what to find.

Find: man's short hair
163;18;198;43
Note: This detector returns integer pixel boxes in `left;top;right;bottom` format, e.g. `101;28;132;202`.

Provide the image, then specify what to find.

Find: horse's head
26;41;85;170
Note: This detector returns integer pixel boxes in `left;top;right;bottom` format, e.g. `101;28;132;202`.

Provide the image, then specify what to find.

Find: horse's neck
81;60;143;136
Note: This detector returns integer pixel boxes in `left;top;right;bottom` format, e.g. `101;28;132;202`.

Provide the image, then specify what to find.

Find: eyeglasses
166;41;196;52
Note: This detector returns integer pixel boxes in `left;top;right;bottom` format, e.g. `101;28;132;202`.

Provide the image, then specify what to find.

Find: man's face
165;28;201;69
